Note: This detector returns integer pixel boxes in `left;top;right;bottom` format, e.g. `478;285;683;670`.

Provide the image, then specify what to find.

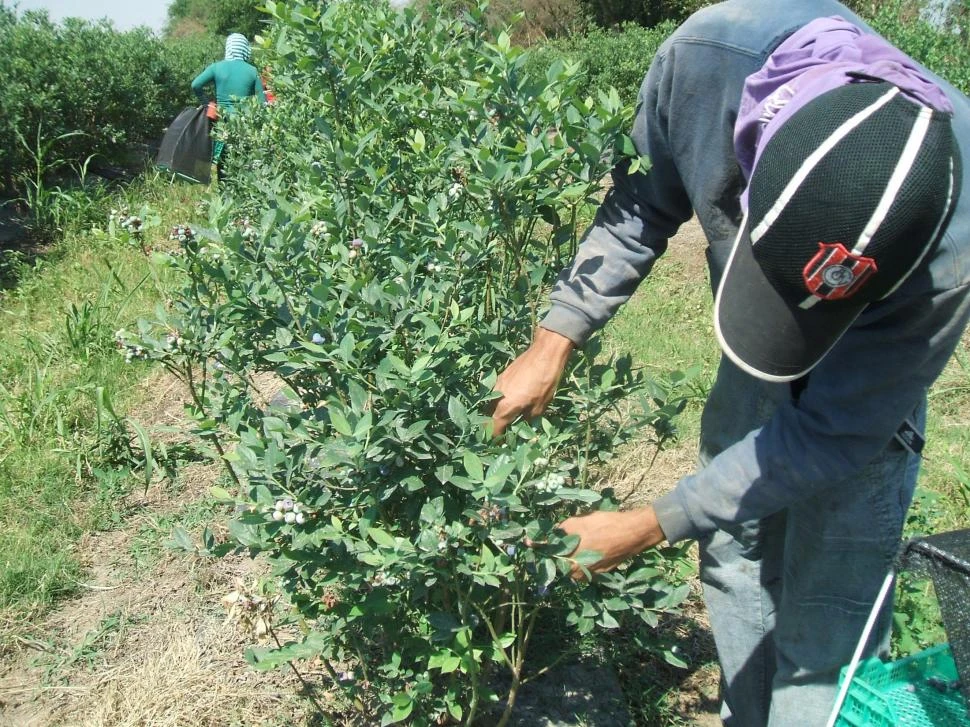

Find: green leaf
435;465;454;485
448;396;469;428
208;486;234;502
404;420;430;439
439;654;462;674
656;583;691;609
329;408;353;436
382;695;414;727
338;332;355;361
489;523;524;540
449;476;475;491
348;380;368;412
386;352;411;376
245;632;327;672
411;128;426;153
538;558;556;588
403;476;424;492
663;647;688;669
353;410;373;438
497;632;516;649
555;488;602;504
463;450;484;482
428;612;461;633
603;597;631;612
228;520;267;548
572;549;603;567
166;526;197;553
598;611;620;629
128;419;154;492
368;527;396;548
447;701;463;720
390;697;413;723
576;615;596;635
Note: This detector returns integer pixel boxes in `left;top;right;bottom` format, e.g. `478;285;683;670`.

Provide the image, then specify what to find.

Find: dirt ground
0;220;723;726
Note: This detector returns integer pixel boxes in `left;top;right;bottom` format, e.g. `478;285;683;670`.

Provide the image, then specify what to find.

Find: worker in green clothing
191;33;267;181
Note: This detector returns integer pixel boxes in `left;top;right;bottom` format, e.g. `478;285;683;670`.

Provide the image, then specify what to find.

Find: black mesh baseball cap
715;81;961;382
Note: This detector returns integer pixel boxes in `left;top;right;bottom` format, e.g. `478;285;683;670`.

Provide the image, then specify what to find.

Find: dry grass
57;616;302;727
599;216;713;508
0;372;315;727
0;543;313;727
602;433;699;509
0;489;316;726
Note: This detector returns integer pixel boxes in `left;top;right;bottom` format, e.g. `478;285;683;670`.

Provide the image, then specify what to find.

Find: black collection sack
156;106;212;184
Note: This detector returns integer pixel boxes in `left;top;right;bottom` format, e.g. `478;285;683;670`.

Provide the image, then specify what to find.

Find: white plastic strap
824;569;896;727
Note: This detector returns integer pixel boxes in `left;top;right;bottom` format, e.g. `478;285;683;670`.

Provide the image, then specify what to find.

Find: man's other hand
490;327;574;436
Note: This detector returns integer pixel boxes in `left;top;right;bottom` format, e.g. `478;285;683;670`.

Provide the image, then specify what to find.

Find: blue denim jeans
697;358;922;726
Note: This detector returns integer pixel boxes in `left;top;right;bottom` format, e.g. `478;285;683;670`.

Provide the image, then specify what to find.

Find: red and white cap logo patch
802;242;878;301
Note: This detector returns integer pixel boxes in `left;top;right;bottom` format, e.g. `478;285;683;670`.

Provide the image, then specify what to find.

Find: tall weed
0;174;203;633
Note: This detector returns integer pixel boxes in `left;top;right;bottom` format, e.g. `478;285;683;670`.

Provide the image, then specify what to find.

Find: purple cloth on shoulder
735;16;953;207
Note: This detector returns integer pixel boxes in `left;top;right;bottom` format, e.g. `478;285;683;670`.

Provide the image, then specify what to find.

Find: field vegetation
0;0;967;724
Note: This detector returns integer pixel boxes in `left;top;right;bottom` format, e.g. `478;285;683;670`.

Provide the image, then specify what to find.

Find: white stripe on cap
798;294;820;310
852;105;933;255
750;86;900;245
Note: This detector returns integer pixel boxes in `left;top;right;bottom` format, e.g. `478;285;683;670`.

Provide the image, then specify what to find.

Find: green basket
836;644;970;727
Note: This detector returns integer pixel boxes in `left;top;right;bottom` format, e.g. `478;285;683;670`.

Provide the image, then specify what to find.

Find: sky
12;0;170;32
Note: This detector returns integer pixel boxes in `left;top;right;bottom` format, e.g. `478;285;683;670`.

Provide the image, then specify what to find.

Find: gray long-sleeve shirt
539;0;970;544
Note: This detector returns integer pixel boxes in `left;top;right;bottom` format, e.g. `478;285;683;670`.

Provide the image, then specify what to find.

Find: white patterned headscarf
224;33;252;61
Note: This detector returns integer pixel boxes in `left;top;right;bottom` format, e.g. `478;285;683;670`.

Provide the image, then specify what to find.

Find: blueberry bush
129;1;691;723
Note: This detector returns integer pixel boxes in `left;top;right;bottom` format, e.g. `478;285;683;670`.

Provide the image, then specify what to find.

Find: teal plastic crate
836;644;970;727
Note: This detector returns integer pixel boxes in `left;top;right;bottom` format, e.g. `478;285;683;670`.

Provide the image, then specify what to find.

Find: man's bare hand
490;328;574;436
559;508;666;580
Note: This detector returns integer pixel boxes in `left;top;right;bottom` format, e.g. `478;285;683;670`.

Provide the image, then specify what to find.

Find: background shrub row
524;21;676;110
527;0;968;110
1;0;966;200
0;7;219;195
